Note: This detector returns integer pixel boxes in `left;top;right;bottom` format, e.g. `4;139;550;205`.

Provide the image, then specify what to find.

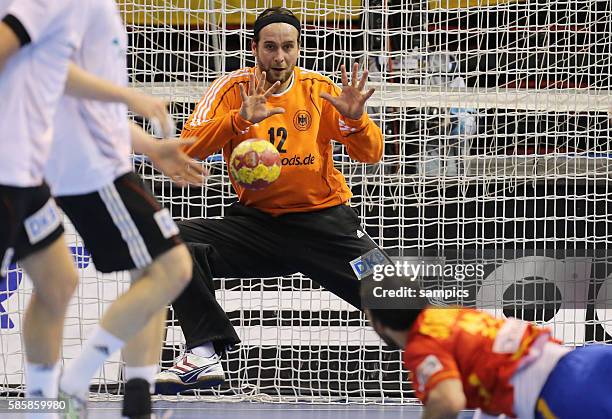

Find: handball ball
229;139;281;190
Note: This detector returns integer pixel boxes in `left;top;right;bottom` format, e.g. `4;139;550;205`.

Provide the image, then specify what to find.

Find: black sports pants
172;202;388;352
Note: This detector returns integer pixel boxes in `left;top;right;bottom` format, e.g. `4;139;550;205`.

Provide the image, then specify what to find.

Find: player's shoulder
297;67;337;89
227;67;253;80
202;67;253;102
222;67;253;82
210;67;254;88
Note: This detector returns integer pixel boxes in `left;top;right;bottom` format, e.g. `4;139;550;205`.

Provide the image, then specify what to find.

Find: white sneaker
154;352;224;395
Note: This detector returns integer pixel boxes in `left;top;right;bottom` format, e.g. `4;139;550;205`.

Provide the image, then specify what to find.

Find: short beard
257;62;294;86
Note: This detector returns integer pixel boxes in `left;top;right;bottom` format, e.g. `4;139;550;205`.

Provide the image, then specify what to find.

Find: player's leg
121;267;166;392
535;344;612;418
55;173;191;407
3;185;78;400
20;236;79;405
173;203;296;352
153;241;238;394
170;240;243;353
121;293;166;419
97;245;190;341
162;203;386;395
122;306;166;376
282;204;389;310
156;204;295;393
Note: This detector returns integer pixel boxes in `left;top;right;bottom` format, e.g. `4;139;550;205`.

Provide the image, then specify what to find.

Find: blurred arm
65;63;172;134
0;16;26;72
130;123;206;186
65;63;129;102
422;379;466;419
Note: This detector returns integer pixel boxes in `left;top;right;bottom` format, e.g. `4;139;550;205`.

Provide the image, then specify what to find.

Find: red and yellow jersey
181;66;383;216
404;308;557;417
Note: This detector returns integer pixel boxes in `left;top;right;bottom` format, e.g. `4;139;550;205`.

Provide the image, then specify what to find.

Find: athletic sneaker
154;352;224;395
59;388;88;419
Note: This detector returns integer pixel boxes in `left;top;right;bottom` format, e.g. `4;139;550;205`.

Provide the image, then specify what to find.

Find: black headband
253;14;301;40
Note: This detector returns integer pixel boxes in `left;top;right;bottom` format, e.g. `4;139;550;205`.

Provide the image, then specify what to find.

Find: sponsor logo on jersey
281;153;316;166
154;208;180;239
349;248;387;279
24;199;61;245
293;110;312;131
416;354;443;391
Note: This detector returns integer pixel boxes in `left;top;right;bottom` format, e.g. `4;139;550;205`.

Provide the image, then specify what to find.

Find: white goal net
1;0;612;404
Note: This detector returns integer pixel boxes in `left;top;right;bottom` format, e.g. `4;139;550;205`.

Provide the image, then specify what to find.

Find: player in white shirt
46;1;201;417
0;0;194;410
0;0;94;404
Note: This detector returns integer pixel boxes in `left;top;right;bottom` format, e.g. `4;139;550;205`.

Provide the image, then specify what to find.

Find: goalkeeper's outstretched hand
320;62;375;120
238;71;285;124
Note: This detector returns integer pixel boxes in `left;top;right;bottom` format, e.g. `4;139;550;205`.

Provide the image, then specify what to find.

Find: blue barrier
0;246;91;329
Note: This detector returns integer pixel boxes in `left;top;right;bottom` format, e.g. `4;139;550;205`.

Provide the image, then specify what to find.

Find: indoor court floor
90;401;479;418
6;401;481;418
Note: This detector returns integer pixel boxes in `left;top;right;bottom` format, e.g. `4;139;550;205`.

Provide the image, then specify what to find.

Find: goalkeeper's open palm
239;71;285;124
149;138;207;187
320;63;375;120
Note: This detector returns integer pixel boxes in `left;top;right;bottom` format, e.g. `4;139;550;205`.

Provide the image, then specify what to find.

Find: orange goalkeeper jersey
404;308;558;417
181;67;383;216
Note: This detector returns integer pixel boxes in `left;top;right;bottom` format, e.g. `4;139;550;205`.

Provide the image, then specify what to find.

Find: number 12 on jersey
268;127;288;153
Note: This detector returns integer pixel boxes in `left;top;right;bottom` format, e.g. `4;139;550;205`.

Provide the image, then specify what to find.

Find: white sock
191;342;216;358
26;361;60;398
60;326;124;399
125;365;158;393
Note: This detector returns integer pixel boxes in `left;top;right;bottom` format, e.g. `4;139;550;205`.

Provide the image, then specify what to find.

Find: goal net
1;0;612;404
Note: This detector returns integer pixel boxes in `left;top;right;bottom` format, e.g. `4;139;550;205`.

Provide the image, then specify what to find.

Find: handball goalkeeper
156;7;387;393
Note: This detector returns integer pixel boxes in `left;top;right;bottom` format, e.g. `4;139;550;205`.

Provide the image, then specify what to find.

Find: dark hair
366;307;422;331
360;276;424;331
253;7;301;44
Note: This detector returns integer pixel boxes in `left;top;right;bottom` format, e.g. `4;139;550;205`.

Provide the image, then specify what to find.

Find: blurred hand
320;63;375;120
148;138;207;187
238;71;285;124
124;90;174;137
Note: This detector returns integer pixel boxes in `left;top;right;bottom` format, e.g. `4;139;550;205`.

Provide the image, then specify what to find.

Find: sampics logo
281;153;316;166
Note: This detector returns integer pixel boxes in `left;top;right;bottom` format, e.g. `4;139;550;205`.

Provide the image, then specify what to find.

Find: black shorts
55;172;182;273
0;183;64;276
